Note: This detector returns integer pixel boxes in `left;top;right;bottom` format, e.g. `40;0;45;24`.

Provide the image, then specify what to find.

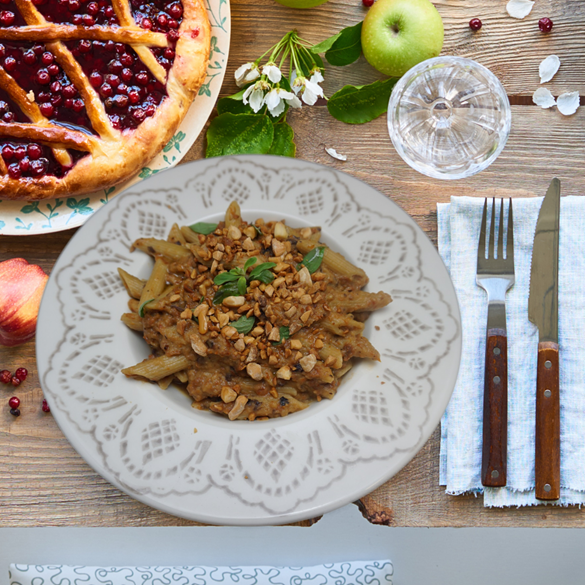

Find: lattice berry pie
0;0;210;200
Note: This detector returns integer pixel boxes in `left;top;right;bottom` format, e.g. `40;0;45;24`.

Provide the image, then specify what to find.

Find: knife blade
528;177;561;501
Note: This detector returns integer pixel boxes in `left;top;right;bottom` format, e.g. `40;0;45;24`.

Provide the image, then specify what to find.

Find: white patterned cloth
438;196;585;506
9;562;394;584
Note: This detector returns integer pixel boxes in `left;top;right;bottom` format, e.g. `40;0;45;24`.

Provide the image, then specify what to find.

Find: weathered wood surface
1;0;585;527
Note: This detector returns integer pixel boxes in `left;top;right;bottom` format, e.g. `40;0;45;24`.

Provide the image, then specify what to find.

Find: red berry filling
35;0;119;26
1;138;89;179
0;42;95;133
69;40;165;130
0;0;25;27
0;87;28;123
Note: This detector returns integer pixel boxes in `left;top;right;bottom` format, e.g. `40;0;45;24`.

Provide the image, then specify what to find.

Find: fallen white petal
325;147;347;161
532;87;556;109
506;0;534;19
539;55;561;84
557;91;580;116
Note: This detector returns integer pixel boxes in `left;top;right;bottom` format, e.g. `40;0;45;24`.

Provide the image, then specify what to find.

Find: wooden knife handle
481;329;508;487
535;341;560;500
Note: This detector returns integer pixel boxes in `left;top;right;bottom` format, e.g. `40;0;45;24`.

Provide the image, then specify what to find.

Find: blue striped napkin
438;196;585;506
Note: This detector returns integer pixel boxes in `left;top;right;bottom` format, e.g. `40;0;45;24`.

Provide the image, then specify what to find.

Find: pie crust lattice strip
0;0;210;200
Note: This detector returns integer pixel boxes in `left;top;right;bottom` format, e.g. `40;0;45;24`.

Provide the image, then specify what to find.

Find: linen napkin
438;196;585;507
9;562;394;584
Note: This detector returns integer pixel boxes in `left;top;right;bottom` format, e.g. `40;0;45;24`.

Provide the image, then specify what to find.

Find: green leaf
217;91;253;115
231;315;255;335
214;271;240;285
256;270;275;284
279;326;290;340
190;221;218;235
300;246;325;274
138;298;155;317
254;225;263;237
310;31;343;55
237;276;247;295
244;257;258;271
249;262;277;280
268;123;296;157
213;281;240;305
327;78;398;124
206;113;274;157
324;22;362;67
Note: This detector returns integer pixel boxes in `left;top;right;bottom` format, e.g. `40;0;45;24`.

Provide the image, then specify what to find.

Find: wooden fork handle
535;341;560;501
481;328;508;487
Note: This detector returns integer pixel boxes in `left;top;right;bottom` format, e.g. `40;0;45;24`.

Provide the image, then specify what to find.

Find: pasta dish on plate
119;202;391;420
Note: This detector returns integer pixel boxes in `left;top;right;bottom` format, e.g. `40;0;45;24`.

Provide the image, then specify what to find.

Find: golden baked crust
0;0;210;201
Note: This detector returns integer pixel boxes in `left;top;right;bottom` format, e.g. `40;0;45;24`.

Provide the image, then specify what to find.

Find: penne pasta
225;200;242;227
118;268;145;300
138;258;167;313
330;290;392;313
168;223;187;246
121;312;143;331
122;355;190;381
133;237;192;261
180;225;202;244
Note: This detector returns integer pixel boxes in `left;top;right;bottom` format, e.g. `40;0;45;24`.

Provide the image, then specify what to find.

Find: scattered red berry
539;18;553;32
10;408;20;417
362;0;374;6
10;376;21;387
15;367;28;381
469;18;482;31
8;396;20;409
0;370;11;384
42;399;50;413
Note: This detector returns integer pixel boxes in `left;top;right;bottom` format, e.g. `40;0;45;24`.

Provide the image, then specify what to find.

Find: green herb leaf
279;326;290;340
256;270;275;284
268;122;296;157
216;89;251;116
213;271;240;285
231;315;255;335
213;281;240;305
249;262;277;280
206;113;274;157
237;276;247;295
327;78;398;124
310;31;343;55
300;246;326;274
254;225;263;236
190;221;218;235
324;22;363;67
244;257;258;270
138;298;155;317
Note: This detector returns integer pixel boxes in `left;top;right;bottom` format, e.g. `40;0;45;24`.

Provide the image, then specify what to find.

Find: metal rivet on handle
493;347;501;355
544;389;552;398
491;470;499;479
545;360;552;369
493;376;501;384
544;483;552;492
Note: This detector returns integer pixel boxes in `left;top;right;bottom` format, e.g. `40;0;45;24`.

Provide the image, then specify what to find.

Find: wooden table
1;0;585;527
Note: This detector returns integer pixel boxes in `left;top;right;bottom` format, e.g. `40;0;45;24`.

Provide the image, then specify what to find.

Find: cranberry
41;51;54;65
37;70;51;85
47;63;60;76
33;44;43;55
89;71;102;87
19;157;31;172
10;408;20;417
108;59;123;74
115;94;128;108
159;58;171;70
23;51;37;65
100;83;113;97
167;29;179;42
82;14;95;25
128;89;140;103
469;18;482;31
27;145;41;159
14;145;26;160
1;144;13;159
32;0;44;4
42;399;50;413
145;104;155;116
0;370;11;384
79;39;92;52
163;47;175;60
168;3;182;18
104;5;114;18
0;10;15;26
62;84;76;98
72;98;84;112
132;107;146;122
71;14;82;24
109;113;121;129
37;91;50;102
3;111;14;122
68;0;81;10
30;158;47;176
86;1;98;14
10;376;21;387
121;68;133;82
3;56;16;71
362;0;374;6
39;102;54;116
0;44;5;57
142;17;152;29
50;80;62;93
106;73;120;87
120;53;133;66
50;94;62;106
539;17;553;32
135;72;149;86
167;19;178;29
157;13;168;27
64;98;73;109
105;40;116;52
8;396;20;409
117;83;128;94
0;100;6;113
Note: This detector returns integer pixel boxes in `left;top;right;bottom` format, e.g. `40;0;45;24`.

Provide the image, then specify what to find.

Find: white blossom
262;63;282;84
291;71;325;105
243;80;269;113
265;87;301;117
235;62;260;87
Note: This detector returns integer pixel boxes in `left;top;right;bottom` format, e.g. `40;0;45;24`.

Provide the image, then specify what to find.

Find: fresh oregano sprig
212;257;276;304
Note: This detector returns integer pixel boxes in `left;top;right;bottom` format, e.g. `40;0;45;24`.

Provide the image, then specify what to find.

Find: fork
476;198;515;487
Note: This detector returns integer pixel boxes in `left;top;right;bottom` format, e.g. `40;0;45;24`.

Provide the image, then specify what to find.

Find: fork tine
507;198;514;262
488;197;496;259
478;198;488;260
498;198;504;260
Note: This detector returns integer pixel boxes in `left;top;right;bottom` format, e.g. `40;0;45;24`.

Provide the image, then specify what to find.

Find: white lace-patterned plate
0;0;229;236
36;156;461;525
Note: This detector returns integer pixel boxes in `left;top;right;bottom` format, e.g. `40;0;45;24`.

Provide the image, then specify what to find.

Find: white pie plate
0;0;230;236
36;155;462;525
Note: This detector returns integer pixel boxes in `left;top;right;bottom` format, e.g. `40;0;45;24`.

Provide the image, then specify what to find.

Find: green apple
273;0;329;7
361;0;444;77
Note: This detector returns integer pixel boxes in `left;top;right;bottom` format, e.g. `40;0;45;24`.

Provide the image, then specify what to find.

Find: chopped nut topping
227;225;242;240
212;250;224;261
265;321;273;334
180;308;192;319
246;346;258;362
169;294;181;302
284;306;297;319
223;295;246;308
300;309;312;323
268;355;278;366
290;339;303;350
274;262;289;273
222;325;238;339
27;90;35;102
265;284;274;298
218;312;229;328
324;355;336;366
298;266;312;287
272;238;286;257
228;395;249;420
221;386;237;403
299;354;317;372
190;334;207;357
300;294;312;305
268;327;280;342
294;351;303;361
244;336;255;345
242;237;255;251
246;362;263;380
234;338;246;352
273;277;285;288
276;365;292;380
315;339;324;349
269;388;278;398
300;227;312;239
211;259;218;273
243;226;257;239
251;326;264;337
274;222;287;241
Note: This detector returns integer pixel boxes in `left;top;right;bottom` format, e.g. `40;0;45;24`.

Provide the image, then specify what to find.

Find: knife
528;178;561;501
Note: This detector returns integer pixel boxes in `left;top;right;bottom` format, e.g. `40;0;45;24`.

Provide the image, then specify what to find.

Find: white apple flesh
361;0;444;77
